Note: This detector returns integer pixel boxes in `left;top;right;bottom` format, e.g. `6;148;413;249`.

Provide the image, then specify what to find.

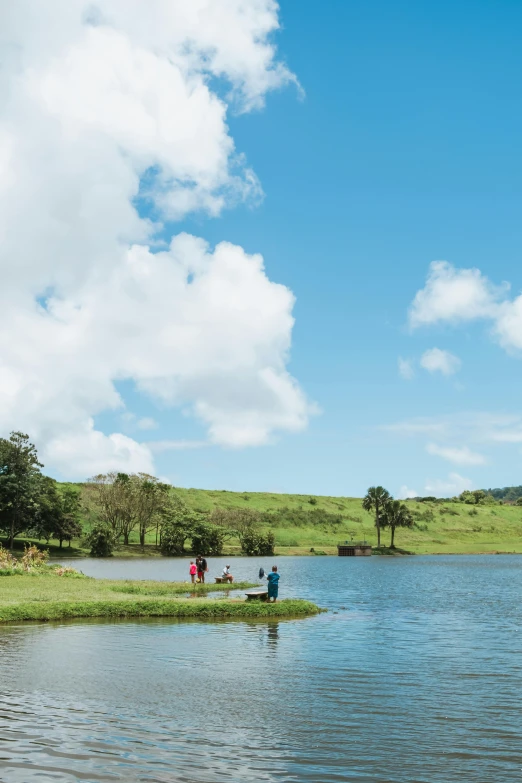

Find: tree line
0;431;275;557
84;473;275;557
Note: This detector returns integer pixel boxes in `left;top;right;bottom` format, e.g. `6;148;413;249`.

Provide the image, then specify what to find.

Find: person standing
189;561;197;584
198;555;207;584
266;566;280;603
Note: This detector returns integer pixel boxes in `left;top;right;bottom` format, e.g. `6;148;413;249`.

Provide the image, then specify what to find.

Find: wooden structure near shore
337;542;372;557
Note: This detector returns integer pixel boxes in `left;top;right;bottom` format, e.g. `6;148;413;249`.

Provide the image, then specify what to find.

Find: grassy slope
175;489;522;555
6;486;522;555
0;573;321;624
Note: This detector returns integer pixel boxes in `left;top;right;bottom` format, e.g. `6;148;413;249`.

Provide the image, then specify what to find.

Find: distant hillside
485;486;522;502
47;484;522;556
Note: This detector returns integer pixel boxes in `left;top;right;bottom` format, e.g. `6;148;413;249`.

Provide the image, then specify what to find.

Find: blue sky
4;1;522;497
100;0;522;497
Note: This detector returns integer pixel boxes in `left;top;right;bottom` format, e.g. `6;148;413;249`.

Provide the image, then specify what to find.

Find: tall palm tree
380;499;413;548
362;486;390;547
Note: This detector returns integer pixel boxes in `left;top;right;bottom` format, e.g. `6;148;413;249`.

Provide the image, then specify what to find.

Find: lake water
1;555;522;782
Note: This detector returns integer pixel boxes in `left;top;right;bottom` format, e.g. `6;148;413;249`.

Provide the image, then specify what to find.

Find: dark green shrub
241;530;275;556
191;524;224;556
308;497;317;505
85;523;114;557
160;521;188;556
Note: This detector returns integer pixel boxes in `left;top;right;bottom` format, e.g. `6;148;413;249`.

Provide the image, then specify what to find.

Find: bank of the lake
0;572;321;624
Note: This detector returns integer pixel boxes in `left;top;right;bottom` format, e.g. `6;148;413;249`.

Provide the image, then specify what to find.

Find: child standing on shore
189;561;197;584
266;566;280;603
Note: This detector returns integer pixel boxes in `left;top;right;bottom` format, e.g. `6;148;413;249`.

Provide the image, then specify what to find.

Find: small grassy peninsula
0;568;321;625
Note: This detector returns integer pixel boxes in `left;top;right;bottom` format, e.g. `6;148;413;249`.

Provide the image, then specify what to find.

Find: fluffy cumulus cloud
420;348;461;376
408;261;506;328
0;1;313;478
409;260;522;354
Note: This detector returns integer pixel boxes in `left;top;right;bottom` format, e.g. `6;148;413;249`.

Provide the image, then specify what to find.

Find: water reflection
267;622;279;650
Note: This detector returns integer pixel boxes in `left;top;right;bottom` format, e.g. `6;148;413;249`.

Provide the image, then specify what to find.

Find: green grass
0;572;321;624
5;487;522;557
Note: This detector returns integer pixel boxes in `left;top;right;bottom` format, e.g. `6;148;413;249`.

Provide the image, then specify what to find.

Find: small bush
160;523;187;556
440;506;459;516
0;546;18;572
191;524;224;556
241;530;275;556
85;523;114;557
308;497;317;505
22;545;48;571
0;545;49;574
52;566;84;578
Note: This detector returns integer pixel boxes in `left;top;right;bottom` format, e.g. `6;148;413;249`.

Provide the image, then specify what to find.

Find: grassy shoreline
0;573;322;625
4;539;522;559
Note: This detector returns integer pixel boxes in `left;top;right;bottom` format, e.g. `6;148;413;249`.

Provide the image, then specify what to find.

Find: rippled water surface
1;555;522;782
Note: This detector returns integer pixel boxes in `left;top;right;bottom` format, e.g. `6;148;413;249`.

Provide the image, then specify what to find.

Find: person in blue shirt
266;565;280;603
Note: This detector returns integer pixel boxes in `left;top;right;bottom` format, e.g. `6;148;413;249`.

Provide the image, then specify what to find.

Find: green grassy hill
5;485;522;556
174;488;522;555
29;485;522;557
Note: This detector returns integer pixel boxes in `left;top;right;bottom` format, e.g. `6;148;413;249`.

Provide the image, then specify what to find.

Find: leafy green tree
0;432;43;549
86;522;114;557
458;489;488;505
160;494;201;556
85;472;171;547
209;507;263;549
34;480;82;548
516;497;522;506
83;472;129;542
191;522;224;556
59;486;83;547
362;486;390;547
240;529;275;556
134;475;171;547
380;499;414;548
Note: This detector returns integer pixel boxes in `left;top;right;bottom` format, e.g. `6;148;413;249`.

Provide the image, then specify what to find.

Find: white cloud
398;485;418;499
137;417;158;431
409;261;505;328
426;443;486;466
409;261;522;356
0;1;314;478
425;472;473;497
494;297;522;351
420;348;461;376
398;357;415;380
